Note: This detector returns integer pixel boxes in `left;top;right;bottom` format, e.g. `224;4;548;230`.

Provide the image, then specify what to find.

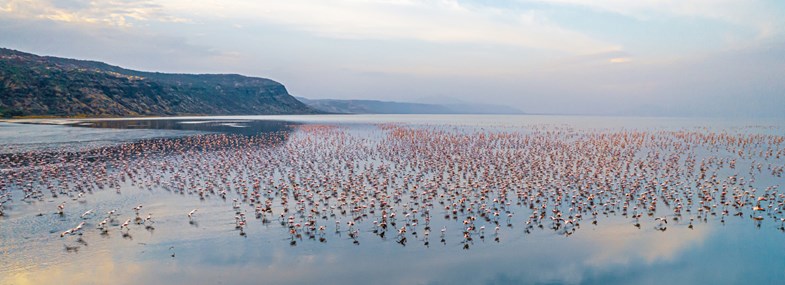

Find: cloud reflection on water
1;222;717;285
581;222;710;266
2;116;784;285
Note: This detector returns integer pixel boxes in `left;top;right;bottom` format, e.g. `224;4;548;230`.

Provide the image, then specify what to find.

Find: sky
1;0;784;117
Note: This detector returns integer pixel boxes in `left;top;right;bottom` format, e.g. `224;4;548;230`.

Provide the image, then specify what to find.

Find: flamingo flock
0;122;784;252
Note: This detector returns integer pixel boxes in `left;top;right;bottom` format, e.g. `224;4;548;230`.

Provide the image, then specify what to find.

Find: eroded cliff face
0;48;318;117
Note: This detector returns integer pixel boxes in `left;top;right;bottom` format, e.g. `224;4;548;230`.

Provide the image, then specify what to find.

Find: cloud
498;41;785;117
159;0;619;54
609;57;630;64
530;0;783;40
0;0;187;27
0;1;11;12
0;16;238;75
1;0;782;117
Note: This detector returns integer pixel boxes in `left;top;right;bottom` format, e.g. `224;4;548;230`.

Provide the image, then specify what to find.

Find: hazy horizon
1;0;783;117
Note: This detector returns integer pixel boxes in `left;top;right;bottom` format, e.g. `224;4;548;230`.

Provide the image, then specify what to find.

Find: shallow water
1;115;784;285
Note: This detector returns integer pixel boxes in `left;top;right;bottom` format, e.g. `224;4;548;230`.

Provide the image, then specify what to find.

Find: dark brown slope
0;48;319;117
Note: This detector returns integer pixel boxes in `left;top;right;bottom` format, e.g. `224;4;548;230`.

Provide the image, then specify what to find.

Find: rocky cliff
0;48;318;117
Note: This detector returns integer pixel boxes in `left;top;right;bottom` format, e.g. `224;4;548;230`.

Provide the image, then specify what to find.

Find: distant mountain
297;97;524;114
0;48;318;117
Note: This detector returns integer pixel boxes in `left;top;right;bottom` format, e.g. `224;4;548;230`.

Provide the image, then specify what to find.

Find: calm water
1;115;784;285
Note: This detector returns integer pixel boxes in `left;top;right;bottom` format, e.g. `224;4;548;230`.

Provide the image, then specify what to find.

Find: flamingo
57;201;66;215
120;219;131;231
144;213;155;225
133;204;143;215
80;209;94;219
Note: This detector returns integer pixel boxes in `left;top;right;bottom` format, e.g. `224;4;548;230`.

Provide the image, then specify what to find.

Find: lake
1;115;784;285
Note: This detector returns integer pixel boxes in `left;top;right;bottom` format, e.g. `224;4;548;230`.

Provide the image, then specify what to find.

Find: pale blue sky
1;0;783;116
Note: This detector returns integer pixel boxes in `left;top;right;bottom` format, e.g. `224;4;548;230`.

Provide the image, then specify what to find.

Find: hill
297;97;524;114
0;48;318;117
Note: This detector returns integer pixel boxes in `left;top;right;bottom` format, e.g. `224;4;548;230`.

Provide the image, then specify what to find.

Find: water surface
1;115;784;285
